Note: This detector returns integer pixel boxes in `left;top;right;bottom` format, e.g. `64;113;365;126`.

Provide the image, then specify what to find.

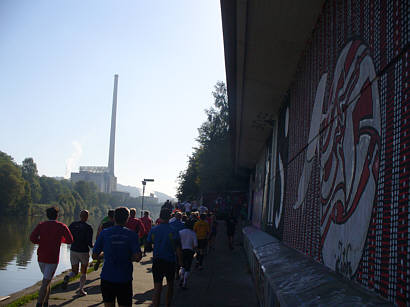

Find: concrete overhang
221;0;325;169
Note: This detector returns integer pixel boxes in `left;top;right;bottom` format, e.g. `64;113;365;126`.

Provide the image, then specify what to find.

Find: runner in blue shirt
169;211;185;281
169;211;185;233
92;207;142;307
147;209;182;307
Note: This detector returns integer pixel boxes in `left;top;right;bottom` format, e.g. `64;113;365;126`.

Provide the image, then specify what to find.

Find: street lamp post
141;178;154;216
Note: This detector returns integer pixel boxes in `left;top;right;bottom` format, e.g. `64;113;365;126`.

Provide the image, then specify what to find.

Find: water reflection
0;215;38;270
0;205;160;296
0;214;102;296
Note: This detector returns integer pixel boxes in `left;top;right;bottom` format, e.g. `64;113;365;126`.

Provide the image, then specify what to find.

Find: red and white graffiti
293;40;381;277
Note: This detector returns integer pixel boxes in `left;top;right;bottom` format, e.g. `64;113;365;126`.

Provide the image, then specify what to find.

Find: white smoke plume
65;141;83;178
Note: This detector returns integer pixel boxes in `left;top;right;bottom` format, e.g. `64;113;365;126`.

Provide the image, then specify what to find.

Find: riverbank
0;214;103;297
2;224;258;307
0;266;73;307
2;259;104;307
0;210;159;297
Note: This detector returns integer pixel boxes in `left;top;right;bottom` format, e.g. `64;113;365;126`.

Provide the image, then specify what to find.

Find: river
0;204;162;297
0;214;103;297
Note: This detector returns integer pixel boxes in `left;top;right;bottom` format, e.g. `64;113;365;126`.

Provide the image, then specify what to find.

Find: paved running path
22;223;258;306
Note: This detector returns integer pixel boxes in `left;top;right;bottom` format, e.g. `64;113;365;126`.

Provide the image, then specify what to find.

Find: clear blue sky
0;0;226;198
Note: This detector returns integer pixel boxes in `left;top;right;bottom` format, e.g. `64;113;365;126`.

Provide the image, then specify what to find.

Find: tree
0;152;29;213
22;158;42;203
177;81;248;200
0;151;128;216
39;176;62;204
74;181;98;207
197;81;229;145
21;158;38;179
177;153;200;201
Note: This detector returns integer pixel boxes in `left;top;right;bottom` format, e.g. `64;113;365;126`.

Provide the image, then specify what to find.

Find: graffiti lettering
335;241;353;277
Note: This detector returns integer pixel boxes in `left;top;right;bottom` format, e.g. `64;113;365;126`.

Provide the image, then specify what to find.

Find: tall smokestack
108;74;118;175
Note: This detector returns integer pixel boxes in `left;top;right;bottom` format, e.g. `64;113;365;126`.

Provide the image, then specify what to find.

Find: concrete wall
253;0;409;305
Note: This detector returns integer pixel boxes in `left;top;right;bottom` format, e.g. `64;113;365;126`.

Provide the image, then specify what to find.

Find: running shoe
78;288;87;296
61;275;69;290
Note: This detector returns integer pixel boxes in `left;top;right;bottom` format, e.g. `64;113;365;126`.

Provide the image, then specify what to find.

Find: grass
5;261;99;307
6;292;38;307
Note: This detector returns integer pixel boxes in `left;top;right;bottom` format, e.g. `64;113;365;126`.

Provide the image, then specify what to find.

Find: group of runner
147;200;230;306
29;202;236;307
29;206;153;307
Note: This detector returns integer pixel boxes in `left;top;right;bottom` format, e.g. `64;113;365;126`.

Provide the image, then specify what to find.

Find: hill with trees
176;81;248;201
0;152;130;216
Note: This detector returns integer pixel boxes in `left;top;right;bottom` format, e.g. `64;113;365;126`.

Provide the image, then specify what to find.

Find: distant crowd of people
29;200;237;307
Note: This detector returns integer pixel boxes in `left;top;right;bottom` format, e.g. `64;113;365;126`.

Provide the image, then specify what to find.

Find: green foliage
197;81;229;145
177;81;248;200
22;158;42;203
177;153;200;200
0;151;116;217
74;180;98;207
0;152;30;214
28;203;52;216
0;150;171;219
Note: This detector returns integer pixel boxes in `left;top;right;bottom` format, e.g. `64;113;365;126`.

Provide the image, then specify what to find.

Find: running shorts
197;239;208;249
70;251;90;266
227;229;235;236
38;262;58;280
182;249;195;271
152;258;175;283
100;279;132;306
140;235;147;247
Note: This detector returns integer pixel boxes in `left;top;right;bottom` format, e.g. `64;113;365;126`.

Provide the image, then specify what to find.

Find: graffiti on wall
281;0;408;304
293;40;381;277
252;153;265;228
271;102;289;238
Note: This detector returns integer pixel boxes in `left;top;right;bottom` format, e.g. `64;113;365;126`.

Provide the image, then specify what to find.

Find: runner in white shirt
178;221;198;289
184;201;192;214
191;201;198;212
198;204;208;215
169;215;177;223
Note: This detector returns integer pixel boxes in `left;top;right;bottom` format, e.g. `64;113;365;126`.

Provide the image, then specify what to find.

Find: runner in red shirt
141;211;153;256
30;206;73;307
126;208;146;238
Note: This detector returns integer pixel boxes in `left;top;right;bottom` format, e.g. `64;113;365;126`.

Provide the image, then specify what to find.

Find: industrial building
70;75;119;193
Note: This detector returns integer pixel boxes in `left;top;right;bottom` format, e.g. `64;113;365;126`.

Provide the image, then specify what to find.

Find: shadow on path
133;288;155;305
51;277;100;295
140;258;153;265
